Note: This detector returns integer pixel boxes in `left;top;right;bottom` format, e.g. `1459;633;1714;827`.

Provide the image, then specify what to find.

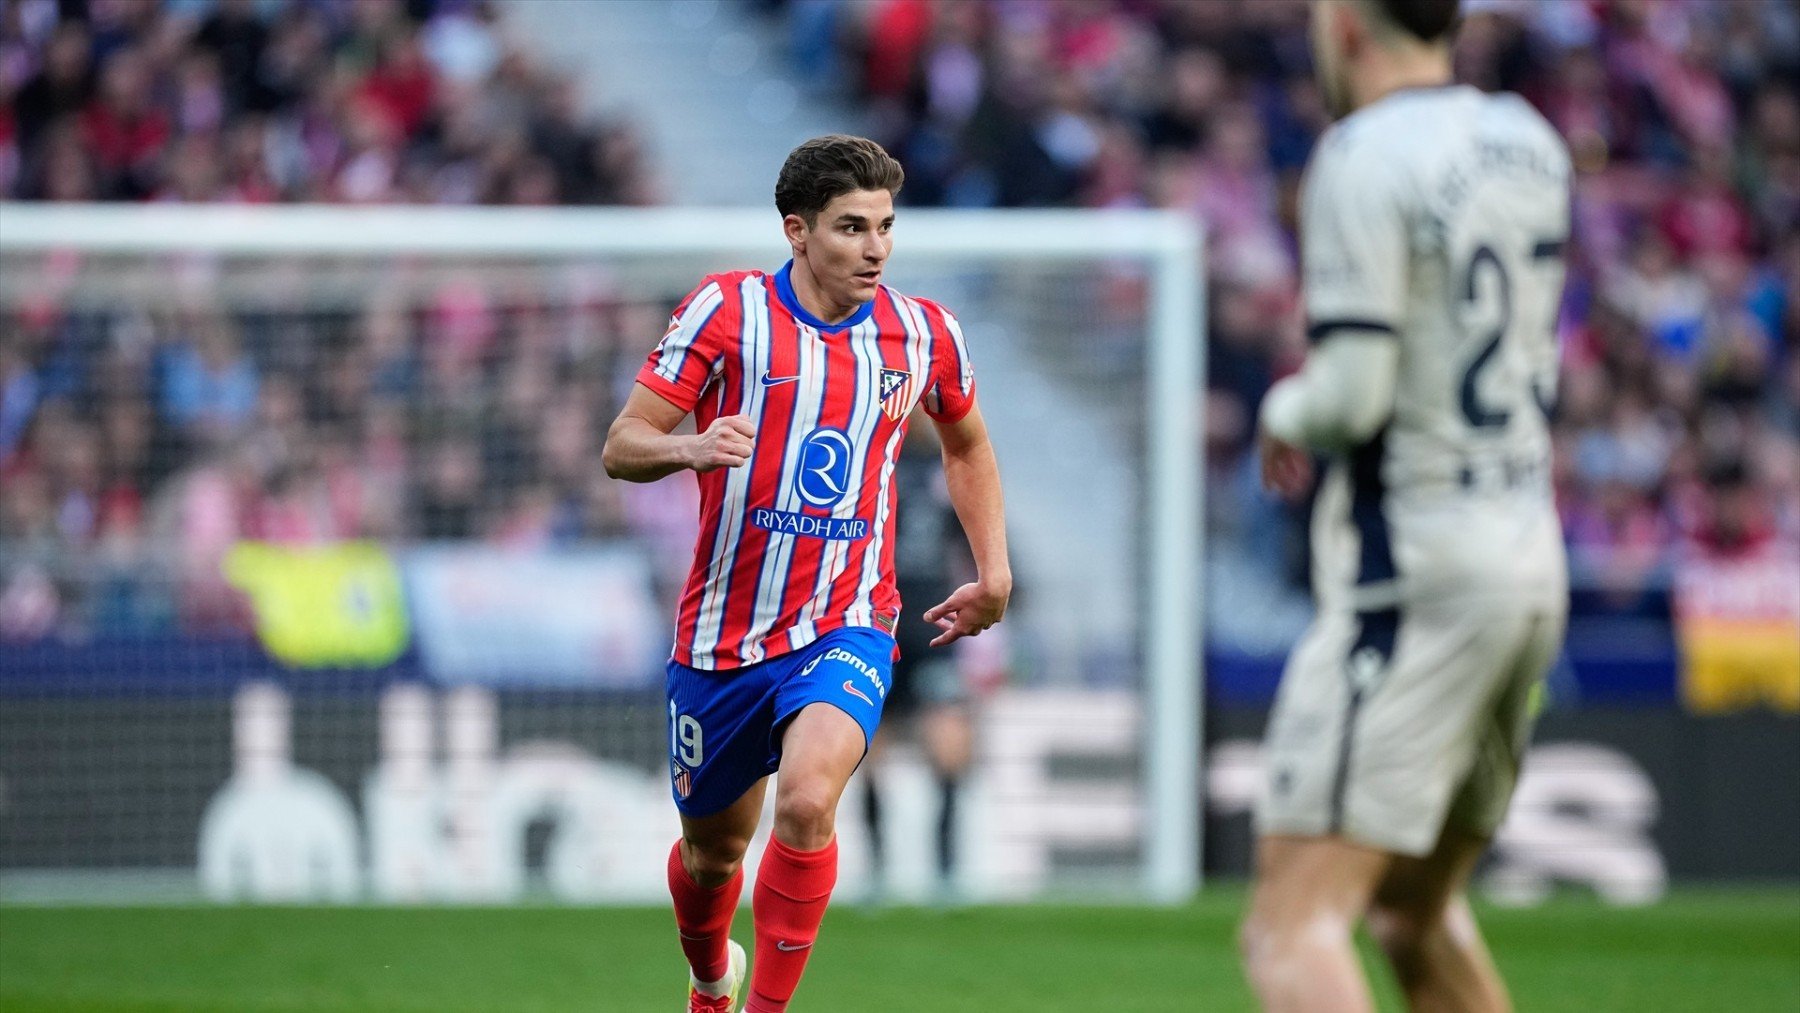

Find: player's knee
773;782;837;848
1237;900;1292;972
1238;909;1300;994
1366;904;1430;970
685;836;751;887
1237;911;1269;966
1239;894;1354;976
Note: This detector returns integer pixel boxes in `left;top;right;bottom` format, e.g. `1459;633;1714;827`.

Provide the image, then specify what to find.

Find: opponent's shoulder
1306;101;1423;201
1314;88;1439;161
1483;90;1573;171
1341;87;1565;166
1320;85;1495;168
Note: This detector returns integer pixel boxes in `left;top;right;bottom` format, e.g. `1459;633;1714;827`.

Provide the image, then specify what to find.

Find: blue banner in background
404;546;665;689
1208;617;1680;707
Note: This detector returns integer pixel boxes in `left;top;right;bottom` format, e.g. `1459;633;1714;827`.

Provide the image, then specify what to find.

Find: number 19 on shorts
669;701;703;767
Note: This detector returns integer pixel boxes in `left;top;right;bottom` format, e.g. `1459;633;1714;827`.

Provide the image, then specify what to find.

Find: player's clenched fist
687;414;756;472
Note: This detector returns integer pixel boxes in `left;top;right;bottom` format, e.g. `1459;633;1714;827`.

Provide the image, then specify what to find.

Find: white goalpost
0;203;1204;905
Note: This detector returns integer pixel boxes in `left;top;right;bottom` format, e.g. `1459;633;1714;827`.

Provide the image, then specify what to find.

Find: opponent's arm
1262;332;1400;442
1261;126;1409;499
924;401;1011;647
1257;332;1398;497
602;383;755;482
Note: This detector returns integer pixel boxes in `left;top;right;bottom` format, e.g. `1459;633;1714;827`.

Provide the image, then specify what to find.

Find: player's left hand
1258;429;1314;500
923;579;1009;648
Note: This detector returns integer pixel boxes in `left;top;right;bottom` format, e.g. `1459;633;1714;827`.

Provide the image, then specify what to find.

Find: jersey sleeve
635;278;734;412
1299;128;1411;343
1259;327;1400;450
920;303;976;424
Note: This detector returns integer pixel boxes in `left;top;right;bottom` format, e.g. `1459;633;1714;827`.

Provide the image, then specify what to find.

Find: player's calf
1366;898;1510;1013
672;784;766;1008
671;840;744;1008
746;835;837;1013
1366;829;1512;1012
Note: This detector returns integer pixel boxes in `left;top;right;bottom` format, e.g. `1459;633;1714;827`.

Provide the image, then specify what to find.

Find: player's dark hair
775;135;904;227
1369;0;1461;43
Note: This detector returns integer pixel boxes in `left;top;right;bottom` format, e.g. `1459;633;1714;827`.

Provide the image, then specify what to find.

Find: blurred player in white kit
1241;1;1572;1011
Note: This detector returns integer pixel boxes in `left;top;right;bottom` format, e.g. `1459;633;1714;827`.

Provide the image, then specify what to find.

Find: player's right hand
1258;429;1314;500
686;414;756;472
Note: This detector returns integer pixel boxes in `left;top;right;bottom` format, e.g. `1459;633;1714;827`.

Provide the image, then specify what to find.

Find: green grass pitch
2;888;1796;1011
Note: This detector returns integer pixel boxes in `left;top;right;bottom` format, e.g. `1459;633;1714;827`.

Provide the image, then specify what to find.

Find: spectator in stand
192;0;266;115
414;435;483;541
12;21;93;150
0;463;64;641
80;45;168;198
158;312;260;450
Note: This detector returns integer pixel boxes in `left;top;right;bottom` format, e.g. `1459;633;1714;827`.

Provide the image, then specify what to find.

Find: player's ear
783;213;809;256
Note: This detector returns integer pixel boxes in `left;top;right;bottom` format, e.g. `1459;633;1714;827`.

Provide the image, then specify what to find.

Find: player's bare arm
602;383;755;482
923;401;1011;647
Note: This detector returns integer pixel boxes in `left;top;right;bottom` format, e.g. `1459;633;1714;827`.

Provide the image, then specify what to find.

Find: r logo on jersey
795;427;855;508
878;368;914;421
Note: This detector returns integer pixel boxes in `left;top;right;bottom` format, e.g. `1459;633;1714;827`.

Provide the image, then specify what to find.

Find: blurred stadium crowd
2;1;1797;683
0;0;676;637
0;0;655;204
778;0;1799;648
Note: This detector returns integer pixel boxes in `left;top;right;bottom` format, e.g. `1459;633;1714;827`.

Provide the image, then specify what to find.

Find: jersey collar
774;260;875;333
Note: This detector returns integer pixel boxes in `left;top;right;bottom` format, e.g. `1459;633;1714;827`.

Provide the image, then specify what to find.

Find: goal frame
0;202;1206;904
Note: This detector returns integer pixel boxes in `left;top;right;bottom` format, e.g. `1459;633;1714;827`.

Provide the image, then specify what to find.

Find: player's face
1311;0;1353;120
800;188;894;308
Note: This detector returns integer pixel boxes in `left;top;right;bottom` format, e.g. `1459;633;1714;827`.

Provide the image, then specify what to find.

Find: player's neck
787;257;860;325
1350;47;1453;112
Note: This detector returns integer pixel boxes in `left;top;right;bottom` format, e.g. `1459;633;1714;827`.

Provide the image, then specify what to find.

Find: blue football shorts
665;626;896;817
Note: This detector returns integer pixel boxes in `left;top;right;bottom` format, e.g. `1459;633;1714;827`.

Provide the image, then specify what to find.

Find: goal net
0;204;1201;905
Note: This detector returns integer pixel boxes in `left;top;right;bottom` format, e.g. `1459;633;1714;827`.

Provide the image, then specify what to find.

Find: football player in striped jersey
603;134;1010;1013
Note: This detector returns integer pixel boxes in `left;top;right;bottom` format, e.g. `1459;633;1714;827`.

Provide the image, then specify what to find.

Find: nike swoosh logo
760;372;800;387
776;940;813;952
843;680;873;706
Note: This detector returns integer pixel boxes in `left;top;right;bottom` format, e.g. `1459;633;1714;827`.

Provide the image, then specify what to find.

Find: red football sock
668;840;743;988
746;835;839;1012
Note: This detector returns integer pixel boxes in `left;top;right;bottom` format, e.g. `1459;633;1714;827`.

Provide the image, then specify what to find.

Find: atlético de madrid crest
878;368;914;421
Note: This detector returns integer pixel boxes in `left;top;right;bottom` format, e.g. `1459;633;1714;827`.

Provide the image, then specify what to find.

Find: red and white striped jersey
634;261;977;670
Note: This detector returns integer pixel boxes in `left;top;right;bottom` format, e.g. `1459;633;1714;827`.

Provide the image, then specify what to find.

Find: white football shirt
1298;84;1573;610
